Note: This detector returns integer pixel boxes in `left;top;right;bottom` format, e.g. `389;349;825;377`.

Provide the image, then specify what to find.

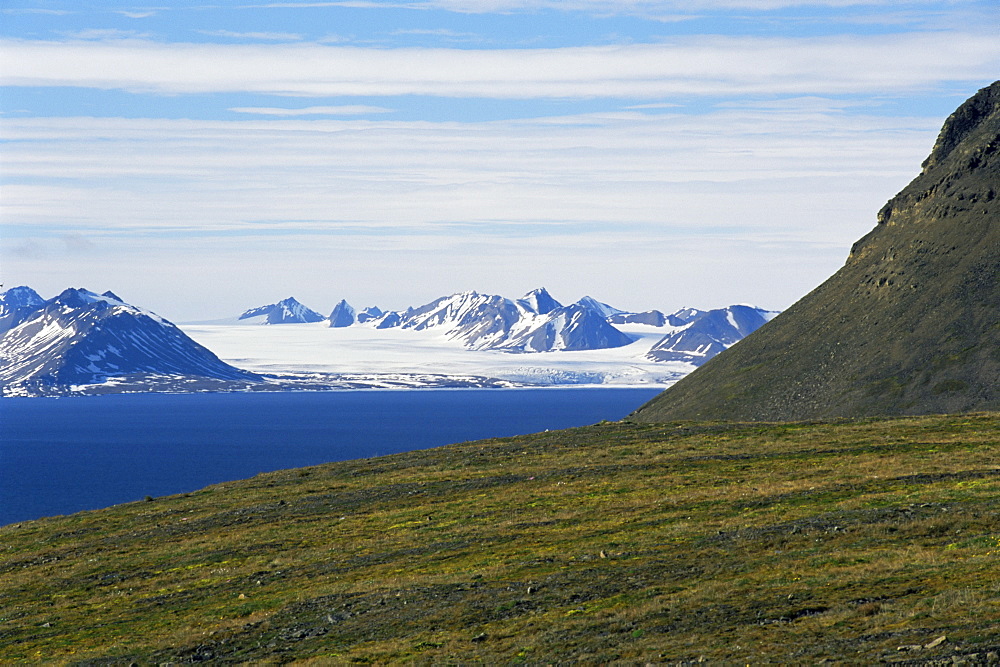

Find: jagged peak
329;299;357;328
517;287;562;315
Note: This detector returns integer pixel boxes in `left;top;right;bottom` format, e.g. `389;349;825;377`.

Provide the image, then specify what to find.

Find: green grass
3;413;1000;663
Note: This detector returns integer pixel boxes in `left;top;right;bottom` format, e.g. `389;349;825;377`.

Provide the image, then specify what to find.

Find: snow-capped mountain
497;302;635;352
1;288;261;396
305;288;775;359
646;305;777;365
517;287;562;315
401;291;524;349
359;288;634;353
0;286;46;332
239;297;325;324
574;296;626;319
328;299;356;328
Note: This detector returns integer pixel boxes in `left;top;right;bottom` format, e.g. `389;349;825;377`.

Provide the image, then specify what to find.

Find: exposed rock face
632;81;1000;422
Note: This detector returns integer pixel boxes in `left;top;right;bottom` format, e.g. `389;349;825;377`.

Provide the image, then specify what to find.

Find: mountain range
231;287;777;358
633;80;1000;422
1;285;776;396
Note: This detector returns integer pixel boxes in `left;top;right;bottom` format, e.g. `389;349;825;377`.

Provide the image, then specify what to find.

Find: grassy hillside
3;414;1000;663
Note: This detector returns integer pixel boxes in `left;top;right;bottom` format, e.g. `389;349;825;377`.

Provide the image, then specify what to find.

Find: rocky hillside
633;81;1000;422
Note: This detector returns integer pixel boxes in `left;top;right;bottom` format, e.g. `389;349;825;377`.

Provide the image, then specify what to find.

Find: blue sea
0;388;660;526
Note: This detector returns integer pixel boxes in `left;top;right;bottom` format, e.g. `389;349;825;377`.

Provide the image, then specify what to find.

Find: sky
2;1;998;321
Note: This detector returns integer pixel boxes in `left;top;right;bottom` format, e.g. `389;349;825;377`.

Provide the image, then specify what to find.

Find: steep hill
4;415;1000;662
633;81;1000;422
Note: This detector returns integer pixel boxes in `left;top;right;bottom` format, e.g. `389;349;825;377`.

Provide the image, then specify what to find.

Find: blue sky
2;1;998;320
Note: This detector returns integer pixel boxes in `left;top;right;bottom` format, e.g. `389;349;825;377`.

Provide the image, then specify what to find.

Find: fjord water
0;388;660;526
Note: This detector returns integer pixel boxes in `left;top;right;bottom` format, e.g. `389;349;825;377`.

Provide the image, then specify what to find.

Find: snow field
179;321;693;387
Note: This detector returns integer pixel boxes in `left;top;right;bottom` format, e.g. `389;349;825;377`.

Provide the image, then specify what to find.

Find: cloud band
3;33;997;98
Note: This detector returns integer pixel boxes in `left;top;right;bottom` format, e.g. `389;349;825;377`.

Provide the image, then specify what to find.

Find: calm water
0;388;659;526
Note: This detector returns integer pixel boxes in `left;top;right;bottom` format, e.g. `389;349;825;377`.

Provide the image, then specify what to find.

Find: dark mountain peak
633;83;1000;422
1;285;44;307
922;80;1000;172
865;80;1000;238
101;290;125;302
329;299;356;328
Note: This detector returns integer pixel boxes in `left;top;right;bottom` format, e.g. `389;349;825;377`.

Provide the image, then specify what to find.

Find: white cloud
0;8;73;15
2;33;996;99
390;27;485;42
625;102;684;109
197;29;304;41
116;10;158;19
0;109;939;232
55;29;150;40
229;105;394;115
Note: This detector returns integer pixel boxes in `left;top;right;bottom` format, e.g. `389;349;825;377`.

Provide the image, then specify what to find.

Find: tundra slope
634;80;1000;422
4;414;1000;662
